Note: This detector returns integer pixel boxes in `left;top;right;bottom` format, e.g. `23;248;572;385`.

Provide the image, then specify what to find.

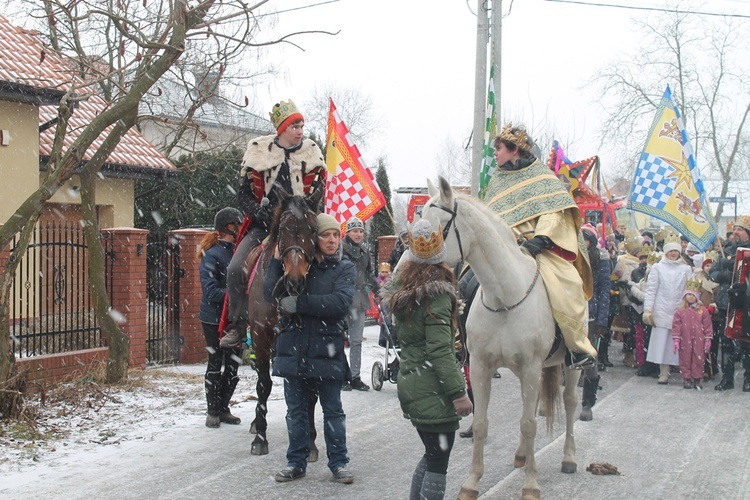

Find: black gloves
252;205;271;226
521;236;552;257
728;282;747;309
279;296;297;314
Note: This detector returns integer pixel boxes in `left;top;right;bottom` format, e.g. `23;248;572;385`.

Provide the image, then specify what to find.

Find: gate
9;221;114;358
145;230;182;364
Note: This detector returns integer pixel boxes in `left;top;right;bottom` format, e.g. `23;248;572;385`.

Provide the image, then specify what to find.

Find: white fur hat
663;241;681;254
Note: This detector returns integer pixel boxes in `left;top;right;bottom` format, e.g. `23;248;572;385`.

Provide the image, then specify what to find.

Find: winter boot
579;375;599;422
350;377;370;391
623;352;637;368
205;413;220;428
657;364;670;385
716;343;736;391
409;457;428;500
205;369;222;427
219;370;241;424
693;378;703;390
420;471;447;500
219;410;241;425
600;337;614;367
683;378;694;389
219;327;243;348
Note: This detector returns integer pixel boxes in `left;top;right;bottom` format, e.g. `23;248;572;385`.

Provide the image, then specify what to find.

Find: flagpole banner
478;62;497;200
325;98;386;225
628;85;717;250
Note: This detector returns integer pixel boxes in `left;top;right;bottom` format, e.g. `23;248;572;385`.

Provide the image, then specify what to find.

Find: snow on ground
0;325;388;482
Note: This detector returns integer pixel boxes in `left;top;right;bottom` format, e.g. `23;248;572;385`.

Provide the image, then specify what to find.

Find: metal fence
9;221;114;358
145;230;182;364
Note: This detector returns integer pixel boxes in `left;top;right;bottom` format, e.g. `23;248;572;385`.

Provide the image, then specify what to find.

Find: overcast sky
251;0;750;192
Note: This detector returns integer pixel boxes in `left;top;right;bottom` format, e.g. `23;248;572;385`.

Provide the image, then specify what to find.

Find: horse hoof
249;421;257;435
250;441;268;456
561;461;577;474
521;487;541;500
457;486;479;500
306;449;319;463
514;455;526;468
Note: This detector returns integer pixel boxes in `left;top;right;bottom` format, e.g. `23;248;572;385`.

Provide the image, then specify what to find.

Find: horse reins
480;256;541;313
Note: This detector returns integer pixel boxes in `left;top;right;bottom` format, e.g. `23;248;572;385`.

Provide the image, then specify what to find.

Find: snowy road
3;325;750;499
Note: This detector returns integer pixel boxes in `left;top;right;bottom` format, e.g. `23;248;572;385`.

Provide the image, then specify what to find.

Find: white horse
423;176;582;500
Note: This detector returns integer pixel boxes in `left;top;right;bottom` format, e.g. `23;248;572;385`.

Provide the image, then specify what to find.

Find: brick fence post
172;229;208;364
102;228;149;369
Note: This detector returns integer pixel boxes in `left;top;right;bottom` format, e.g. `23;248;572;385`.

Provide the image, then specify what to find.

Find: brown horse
247;191;322;459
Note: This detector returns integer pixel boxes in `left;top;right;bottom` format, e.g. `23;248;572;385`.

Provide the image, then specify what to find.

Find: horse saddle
243;243;266;293
456;264;563;361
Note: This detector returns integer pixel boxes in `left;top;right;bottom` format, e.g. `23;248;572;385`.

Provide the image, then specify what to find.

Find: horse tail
540;365;561;433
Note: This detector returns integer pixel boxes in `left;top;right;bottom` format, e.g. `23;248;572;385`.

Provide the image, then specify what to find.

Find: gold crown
409;225;445;261
703;250;718;262
498;124;531;153
685;277;702;293
654;227;671;242
735;216;750;233
638;242;653;257
663;232;681;246
378;262;391;273
647;252;662;265
624;228;642;256
269;99;302;130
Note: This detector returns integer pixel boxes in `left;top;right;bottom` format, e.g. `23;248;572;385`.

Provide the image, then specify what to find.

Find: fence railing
9;221;114;358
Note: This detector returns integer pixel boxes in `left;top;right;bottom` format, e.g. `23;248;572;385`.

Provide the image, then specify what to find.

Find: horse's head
272;192;319;295
424;175;464;266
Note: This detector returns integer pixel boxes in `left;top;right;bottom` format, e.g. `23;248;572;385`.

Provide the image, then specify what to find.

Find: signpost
709;196;737;221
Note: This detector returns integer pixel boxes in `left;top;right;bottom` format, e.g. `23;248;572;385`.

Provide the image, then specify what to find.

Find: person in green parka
382;218;473;500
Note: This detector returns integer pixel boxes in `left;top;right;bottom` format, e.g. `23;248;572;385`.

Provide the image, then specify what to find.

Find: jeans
284;377;348;471
347;308;366;378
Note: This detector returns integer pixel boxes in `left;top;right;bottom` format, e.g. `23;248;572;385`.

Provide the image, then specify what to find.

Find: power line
544;0;750;19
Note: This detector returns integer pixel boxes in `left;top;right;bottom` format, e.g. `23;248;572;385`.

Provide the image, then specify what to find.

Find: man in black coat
709;217;750;392
265;213;357;483
341;216;380;391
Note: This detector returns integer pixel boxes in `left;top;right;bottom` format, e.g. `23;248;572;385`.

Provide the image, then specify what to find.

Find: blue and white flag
628;85;717;250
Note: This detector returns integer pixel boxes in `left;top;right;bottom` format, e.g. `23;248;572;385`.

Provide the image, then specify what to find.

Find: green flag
478;63;497;200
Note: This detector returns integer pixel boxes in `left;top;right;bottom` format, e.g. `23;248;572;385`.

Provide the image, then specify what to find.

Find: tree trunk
0;215;40;416
0;0;216;405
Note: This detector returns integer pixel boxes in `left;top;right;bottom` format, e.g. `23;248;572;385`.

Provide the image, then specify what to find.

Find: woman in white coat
643;239;693;384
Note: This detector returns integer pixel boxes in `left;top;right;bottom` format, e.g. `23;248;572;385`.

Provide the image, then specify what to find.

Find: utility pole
492;1;502;126
470;0;489;196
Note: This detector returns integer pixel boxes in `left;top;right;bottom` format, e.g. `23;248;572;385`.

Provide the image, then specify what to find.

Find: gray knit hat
405;219;446;265
345;216;365;233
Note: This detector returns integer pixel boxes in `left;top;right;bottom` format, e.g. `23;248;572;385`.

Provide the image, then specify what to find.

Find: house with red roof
0;15;176;227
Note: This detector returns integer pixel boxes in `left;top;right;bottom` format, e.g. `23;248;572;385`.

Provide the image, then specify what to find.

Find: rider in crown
483;124;598;369
220;99;327;348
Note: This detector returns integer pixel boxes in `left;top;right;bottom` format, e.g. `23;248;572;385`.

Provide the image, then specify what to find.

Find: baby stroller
371;298;400;391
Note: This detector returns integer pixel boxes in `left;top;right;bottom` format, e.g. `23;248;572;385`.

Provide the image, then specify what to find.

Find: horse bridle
431;199;464;263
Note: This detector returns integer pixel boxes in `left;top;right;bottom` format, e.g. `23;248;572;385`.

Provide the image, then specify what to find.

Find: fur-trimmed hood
382;275;458;314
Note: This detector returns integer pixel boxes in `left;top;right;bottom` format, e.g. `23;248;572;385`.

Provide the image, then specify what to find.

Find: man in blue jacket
265;213;357;484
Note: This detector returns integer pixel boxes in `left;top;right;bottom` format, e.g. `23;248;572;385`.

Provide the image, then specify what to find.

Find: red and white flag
325;98;386;226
